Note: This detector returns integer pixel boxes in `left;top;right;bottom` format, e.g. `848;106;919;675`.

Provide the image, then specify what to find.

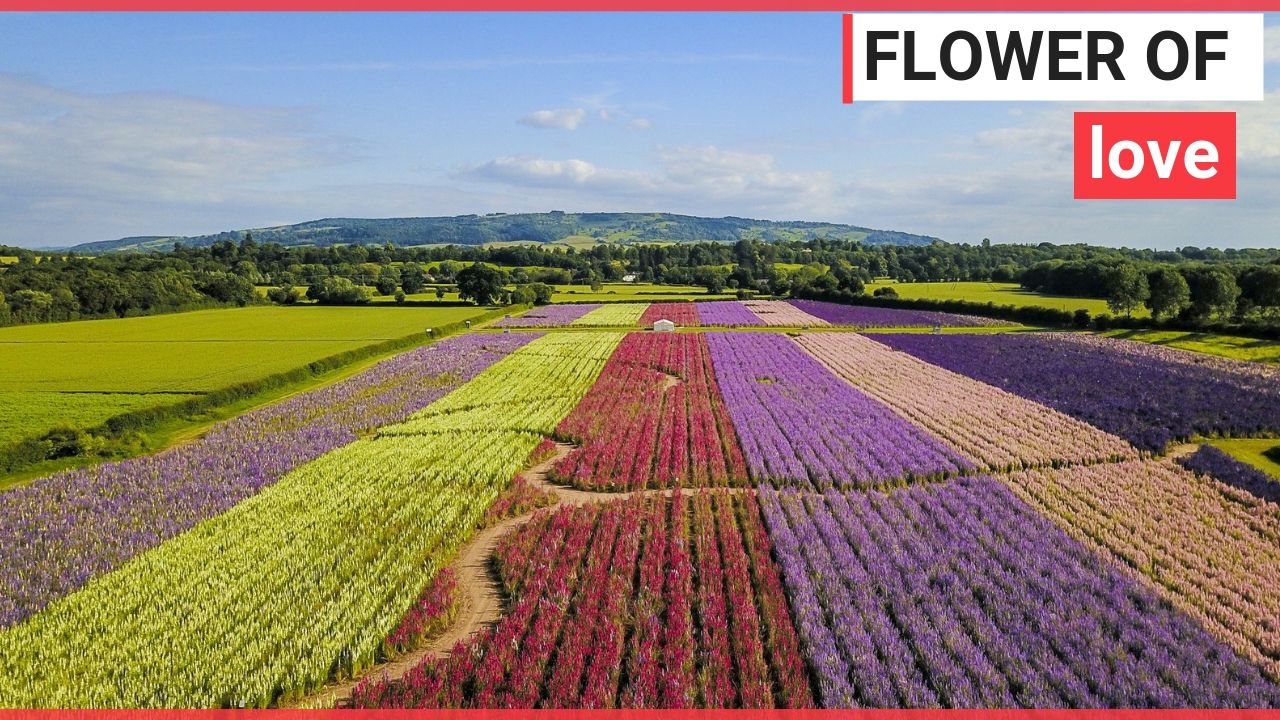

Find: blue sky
1;12;1278;249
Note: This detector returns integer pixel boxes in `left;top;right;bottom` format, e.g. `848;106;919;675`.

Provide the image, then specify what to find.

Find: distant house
621;274;637;282
654;319;676;332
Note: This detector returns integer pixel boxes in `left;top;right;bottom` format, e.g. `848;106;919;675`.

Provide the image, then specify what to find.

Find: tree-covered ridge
63;212;939;254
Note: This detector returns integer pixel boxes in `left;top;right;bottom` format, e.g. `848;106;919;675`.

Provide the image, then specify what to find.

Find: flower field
6;323;1280;709
786;299;1013;328
706;332;972;488
796;333;1137;471
639;302;700;327
571;303;650;326
696;300;762;326
0;332;534;629
493;304;601;327
352;492;813;709
759;477;1280;707
0;332;616;708
1003;459;1280;680
739;300;828;327
551;333;747;490
878;332;1280;452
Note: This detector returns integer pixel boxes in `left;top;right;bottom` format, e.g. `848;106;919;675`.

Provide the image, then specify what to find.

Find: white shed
653;318;676;333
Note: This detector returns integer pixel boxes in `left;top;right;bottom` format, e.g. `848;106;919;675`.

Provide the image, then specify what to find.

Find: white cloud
459;144;841;219
516;107;587;130
627;117;653;131
0;73;344;247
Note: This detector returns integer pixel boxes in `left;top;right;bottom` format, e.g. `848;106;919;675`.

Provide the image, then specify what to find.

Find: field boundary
0;304;525;484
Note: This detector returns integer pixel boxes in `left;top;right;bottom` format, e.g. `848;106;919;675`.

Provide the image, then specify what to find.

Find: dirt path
290;441;749;708
1166;442;1201;460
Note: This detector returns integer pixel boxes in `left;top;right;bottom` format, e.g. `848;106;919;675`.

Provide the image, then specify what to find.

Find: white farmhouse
653;318;676;333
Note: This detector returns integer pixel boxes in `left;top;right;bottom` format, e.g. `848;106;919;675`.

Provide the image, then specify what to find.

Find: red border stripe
842;13;853;104
3;0;1279;9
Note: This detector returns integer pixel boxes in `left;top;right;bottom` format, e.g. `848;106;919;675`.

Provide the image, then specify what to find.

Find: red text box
1074;111;1235;199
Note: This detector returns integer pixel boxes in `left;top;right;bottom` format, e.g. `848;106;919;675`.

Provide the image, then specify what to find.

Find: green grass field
0;256;17;265
0;392;200;447
864;280;1149;318
1104;330;1280;365
1209;438;1280;479
0;305;487;444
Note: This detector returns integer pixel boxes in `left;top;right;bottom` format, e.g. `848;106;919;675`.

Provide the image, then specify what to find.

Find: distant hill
67;212;941;254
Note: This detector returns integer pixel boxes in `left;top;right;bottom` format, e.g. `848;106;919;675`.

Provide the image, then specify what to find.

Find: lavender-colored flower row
0;332;536;629
704;332;971;488
1177;444;1280;506
876;332;1280;452
787;299;1012;328
696;301;764;326
492;304;602;327
759;477;1280;708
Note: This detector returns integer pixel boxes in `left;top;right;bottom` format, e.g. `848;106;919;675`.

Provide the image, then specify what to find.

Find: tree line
2;236;1278;329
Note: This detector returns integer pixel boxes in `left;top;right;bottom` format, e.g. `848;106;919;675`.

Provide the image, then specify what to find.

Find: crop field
354;493;813;709
0;305;488;446
550;283;733;303
570;303;650;327
3;322;1280;708
863;280;1147;317
500;299;1014;329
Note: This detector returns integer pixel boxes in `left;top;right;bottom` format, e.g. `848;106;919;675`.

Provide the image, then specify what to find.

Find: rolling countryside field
864;280;1150;318
0;305;489;448
1;299;1279;709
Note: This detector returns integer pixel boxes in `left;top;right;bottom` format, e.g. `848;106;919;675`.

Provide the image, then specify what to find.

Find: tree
308;277;371;305
195;272;256;307
528;282;553;305
400;264;427;294
1145;266;1191;320
455;263;504;305
375;266;401;296
1187;267;1241;321
267;285;303;305
1239;265;1280;317
1103;264;1149;317
693;266;729;294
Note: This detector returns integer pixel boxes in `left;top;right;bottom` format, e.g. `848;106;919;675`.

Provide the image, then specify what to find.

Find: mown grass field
0;305;488;444
1105;329;1280;365
0;392;199;447
865;280;1149;318
1209;438;1280;479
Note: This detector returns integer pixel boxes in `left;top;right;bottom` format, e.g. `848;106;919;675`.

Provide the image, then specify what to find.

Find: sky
0;12;1278;250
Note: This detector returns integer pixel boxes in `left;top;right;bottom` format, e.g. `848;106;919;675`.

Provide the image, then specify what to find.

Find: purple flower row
696;301;763;326
1176;444;1280;507
787;299;1012;328
493;305;602;327
704;332;971;488
0;332;536;629
875;332;1280;452
759;477;1280;708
